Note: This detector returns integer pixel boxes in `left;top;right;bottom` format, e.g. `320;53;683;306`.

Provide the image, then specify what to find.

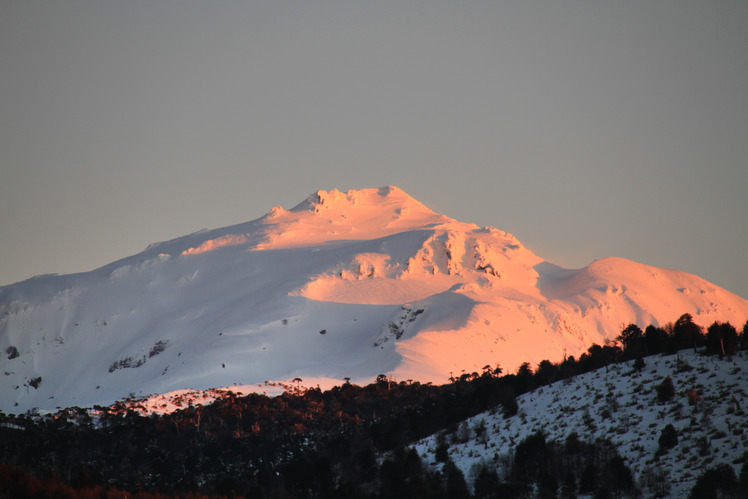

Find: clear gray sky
2;1;747;299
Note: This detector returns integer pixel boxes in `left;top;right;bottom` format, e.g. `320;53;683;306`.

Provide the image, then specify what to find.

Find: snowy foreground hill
2;186;748;413
414;350;748;497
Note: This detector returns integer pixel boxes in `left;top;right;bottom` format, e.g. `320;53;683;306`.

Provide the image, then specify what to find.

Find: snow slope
1;186;747;413
414;350;748;497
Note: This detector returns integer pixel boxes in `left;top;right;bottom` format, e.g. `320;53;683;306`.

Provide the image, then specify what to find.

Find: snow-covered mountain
2;186;747;413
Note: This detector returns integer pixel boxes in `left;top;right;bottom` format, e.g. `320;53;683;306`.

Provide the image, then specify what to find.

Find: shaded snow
414;350;748;497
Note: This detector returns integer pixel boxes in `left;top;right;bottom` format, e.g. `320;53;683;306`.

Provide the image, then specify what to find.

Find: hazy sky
2;1;747;300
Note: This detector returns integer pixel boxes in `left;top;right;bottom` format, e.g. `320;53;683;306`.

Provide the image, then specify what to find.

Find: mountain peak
251;185;476;250
290;186;431;215
139;186;470;259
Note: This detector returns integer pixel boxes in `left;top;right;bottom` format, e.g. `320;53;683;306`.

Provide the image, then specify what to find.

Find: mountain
2;186;747;414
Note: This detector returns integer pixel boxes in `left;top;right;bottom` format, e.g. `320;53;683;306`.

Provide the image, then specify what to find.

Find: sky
2;1;747;300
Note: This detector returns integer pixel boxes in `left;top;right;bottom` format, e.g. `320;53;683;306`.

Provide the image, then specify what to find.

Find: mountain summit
2;186;747;413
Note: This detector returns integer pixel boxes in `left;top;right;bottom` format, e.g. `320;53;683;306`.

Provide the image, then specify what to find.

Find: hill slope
415;350;748;497
2;186;747;413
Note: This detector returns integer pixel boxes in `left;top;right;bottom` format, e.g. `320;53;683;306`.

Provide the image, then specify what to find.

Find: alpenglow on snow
2;186;747;413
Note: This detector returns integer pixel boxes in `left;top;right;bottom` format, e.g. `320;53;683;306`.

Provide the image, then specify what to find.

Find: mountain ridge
1;186;747;413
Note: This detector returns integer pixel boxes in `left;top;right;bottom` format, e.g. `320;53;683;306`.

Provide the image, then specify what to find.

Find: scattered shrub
656;376;675;402
658;424;678;452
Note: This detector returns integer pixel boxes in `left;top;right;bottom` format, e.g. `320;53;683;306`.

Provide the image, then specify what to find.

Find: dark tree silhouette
443;459;471;499
673;313;704;352
603;456;634;496
658;423;678;452
472;461;500;499
515;362;536;393
643;325;669;355
656;376;676;402
705;321;739;357
690;463;738;498
617;323;644;357
535;359;560;386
